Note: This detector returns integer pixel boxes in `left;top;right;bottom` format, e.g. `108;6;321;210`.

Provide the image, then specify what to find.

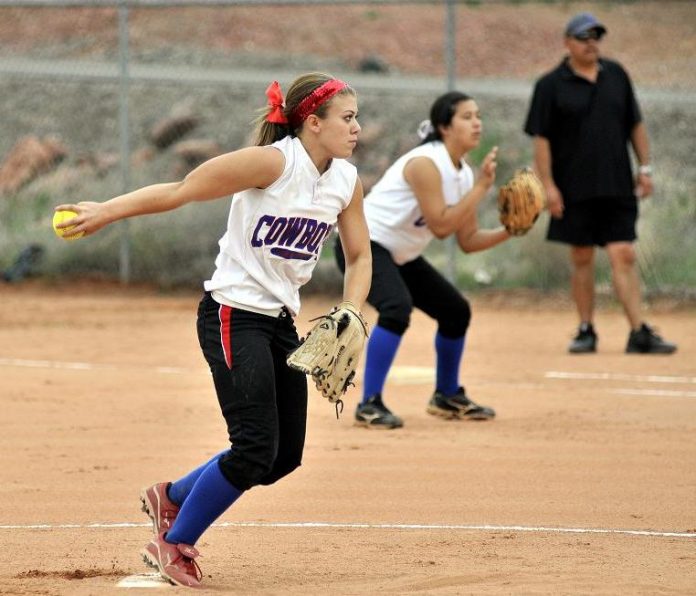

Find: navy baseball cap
565;12;607;37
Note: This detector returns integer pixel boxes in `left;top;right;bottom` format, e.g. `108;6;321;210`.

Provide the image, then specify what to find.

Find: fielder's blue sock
165;459;243;546
167;450;228;506
362;325;402;404
435;332;465;396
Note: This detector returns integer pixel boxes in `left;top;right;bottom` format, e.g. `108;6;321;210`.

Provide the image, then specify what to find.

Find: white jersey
204;136;357;316
363;141;474;265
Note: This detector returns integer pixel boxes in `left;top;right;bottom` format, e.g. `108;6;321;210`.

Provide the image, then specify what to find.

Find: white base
117;573;170;589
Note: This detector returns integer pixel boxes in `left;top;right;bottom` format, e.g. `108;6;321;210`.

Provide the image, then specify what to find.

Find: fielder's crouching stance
335;91;530;429
54;73;371;588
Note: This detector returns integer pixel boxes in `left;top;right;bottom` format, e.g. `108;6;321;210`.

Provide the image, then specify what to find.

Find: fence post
444;0;457;285
445;0;456;91
118;2;131;284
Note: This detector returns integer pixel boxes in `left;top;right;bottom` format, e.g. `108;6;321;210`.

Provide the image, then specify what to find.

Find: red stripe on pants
218;304;233;369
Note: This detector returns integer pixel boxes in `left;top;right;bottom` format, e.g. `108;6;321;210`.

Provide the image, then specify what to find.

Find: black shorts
547;196;638;247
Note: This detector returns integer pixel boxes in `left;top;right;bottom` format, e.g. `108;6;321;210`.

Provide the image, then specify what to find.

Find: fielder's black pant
196;292;307;491
335;239;471;338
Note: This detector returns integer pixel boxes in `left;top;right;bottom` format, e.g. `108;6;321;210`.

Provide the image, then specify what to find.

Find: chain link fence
1;0;694;297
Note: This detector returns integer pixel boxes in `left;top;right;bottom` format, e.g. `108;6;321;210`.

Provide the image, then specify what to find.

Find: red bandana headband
265;79;349;127
289;79;348;128
265;81;288;124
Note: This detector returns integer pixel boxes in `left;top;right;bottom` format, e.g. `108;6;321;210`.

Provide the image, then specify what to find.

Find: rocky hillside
0;2;694;87
1;1;694;292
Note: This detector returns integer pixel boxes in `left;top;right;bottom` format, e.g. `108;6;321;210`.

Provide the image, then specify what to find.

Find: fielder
335;91;542;429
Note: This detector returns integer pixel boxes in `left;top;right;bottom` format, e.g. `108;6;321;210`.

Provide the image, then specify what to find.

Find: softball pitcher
54;72;371;588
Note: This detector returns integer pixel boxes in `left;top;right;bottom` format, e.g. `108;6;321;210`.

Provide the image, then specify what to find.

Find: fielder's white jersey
204;136;357;316
363;141;474;265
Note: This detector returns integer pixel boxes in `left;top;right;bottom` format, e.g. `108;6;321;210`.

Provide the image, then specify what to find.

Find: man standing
524;12;676;354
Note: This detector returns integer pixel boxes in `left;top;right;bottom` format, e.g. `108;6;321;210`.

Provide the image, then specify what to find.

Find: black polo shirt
524;57;642;203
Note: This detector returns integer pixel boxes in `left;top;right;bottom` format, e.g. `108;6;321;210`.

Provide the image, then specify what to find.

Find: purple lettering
279;217;306;246
312;224;334;254
251;215;275;247
265;217;288;245
307;222;328;253
295;219;317;250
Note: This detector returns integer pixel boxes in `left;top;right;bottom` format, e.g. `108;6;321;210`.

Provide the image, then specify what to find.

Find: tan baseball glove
287;301;369;406
497;167;546;236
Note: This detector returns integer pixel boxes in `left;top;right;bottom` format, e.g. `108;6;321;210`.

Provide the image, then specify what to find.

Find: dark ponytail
419;91;472;145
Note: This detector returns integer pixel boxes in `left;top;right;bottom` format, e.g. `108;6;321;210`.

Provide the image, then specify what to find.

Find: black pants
196;292;307;491
335;239;470;338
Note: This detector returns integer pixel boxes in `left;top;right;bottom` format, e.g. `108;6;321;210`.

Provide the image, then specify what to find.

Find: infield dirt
1;282;694;594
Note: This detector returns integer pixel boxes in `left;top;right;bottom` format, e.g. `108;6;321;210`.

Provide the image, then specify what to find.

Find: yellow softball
52;210;84;240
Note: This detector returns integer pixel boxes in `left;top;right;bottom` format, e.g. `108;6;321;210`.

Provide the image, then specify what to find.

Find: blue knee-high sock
167;450;227;506
435;332;465;396
362;325;402;403
165;459;243;546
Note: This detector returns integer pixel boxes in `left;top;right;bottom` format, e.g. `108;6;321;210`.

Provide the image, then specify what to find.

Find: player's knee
438;298;471;337
377;301;412;335
377;314;410;335
257;457;303;486
218;444;277;491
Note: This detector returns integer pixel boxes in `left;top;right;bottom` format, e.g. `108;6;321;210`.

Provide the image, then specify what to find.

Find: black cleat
626;323;677;354
355;394;404;429
427;387;495;420
568;322;597;353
